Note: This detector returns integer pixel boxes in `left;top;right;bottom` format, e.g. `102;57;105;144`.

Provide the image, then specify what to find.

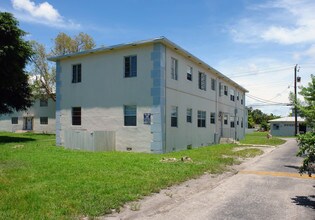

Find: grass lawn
0;132;263;219
240;132;286;145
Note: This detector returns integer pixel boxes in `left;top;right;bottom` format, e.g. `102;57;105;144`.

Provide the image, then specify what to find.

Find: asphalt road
170;138;315;220
106;138;315;220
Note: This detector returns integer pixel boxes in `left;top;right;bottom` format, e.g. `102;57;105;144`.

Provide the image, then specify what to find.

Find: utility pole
294;64;298;136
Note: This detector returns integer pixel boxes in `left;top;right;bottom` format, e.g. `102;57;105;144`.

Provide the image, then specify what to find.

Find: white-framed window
197;110;206;127
230;116;235;128
224;85;228;96
230;89;235;101
171;57;178;80
171;106;178;127
72;107;81;126
187;108;192;123
72;64;81;83
187;65;193;81
198;72;206;91
11;117;18;124
210;112;215;124
224;115;228;125
40;99;48;107
237;92;240;101
124;55;137;77
219;82;222;96
241;95;244;105
40;117;48;125
124;105;137;126
211;78;216;91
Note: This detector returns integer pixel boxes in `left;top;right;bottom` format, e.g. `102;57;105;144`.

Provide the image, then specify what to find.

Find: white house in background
0;98;56;133
269;117;309;136
49;37;248;153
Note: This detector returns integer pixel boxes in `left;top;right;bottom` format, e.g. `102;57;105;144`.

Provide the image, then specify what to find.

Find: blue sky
1;0;315;116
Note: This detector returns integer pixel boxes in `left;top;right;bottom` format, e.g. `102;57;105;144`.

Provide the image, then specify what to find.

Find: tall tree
52;32;96;55
296;75;315;176
0;12;33;114
30;32;96;100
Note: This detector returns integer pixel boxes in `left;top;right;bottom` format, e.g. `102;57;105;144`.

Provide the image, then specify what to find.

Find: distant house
48;37;248;153
0;98;56;133
269;117;310;136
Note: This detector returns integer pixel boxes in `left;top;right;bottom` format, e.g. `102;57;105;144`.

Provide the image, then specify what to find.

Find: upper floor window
40;99;48;107
171;58;178;80
197;110;206;127
210;112;215;124
40;117;48;125
211;78;216;91
72;64;81;83
187;65;192;81
237;92;240;101
198;72;206;91
219;82;222;96
241;95;244;105
171;106;178;127
224;85;228;96
124;105;137;126
124;56;137;77
11;117;18;124
72;107;81;126
230;89;235;101
187;108;192;123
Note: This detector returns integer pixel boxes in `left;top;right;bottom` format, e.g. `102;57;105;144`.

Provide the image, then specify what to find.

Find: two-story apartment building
0;98;56;133
49;37;247;153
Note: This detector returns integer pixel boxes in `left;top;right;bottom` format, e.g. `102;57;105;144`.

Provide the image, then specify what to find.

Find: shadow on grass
291;195;315;209
0;136;35;144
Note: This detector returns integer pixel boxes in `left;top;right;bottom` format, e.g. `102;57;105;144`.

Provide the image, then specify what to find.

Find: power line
228;66;293;78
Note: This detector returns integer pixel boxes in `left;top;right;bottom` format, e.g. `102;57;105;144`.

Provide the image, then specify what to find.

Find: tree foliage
296;74;315;175
30;32;96;100
0;12;33;114
247;107;280;130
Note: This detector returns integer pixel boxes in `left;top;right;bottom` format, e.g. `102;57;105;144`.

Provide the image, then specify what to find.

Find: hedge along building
49;37;248;153
0;98;56;133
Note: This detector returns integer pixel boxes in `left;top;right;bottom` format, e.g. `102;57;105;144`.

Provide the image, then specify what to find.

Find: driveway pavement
105;138;315;220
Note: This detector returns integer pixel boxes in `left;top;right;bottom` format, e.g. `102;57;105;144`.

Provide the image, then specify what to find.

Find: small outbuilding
269;117;309;136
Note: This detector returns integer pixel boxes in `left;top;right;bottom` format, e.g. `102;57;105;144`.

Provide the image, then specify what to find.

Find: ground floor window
11;117;18;124
210;112;215;124
198;110;206;127
224;115;228;125
124;105;137;126
171;106;178;127
72;107;81;126
273;124;279;130
230;116;235;128
40;117;48;125
187;108;192;123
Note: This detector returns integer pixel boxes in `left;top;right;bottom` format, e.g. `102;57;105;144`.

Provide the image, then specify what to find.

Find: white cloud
230;0;315;45
11;0;80;29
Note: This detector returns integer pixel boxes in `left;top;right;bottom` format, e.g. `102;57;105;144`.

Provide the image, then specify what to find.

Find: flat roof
269;117;305;123
48;36;248;92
